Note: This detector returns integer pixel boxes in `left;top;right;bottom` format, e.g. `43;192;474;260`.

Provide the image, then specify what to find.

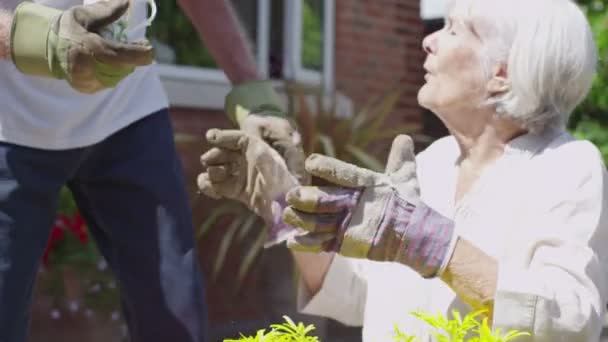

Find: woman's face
417;14;492;121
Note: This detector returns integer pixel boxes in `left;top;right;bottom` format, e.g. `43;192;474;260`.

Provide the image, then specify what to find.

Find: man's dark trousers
0;109;208;342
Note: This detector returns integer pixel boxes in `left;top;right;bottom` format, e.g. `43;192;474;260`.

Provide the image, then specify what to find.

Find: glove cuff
383;195;457;278
225;80;285;125
11;2;61;78
264;197;299;248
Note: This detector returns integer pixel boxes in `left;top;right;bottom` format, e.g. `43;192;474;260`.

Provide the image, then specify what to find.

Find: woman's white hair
447;0;597;133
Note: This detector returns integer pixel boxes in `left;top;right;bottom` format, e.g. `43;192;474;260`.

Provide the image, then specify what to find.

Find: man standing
0;0;300;341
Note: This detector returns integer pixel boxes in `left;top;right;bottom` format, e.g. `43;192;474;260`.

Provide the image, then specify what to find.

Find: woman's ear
486;63;510;95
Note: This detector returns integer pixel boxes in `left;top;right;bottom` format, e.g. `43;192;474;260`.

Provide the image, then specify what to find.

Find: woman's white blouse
298;130;608;342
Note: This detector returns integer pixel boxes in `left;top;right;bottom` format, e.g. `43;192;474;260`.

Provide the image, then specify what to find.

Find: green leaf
197;203;240;240
357;86;405;148
235;226;267;291
173;132;200;144
317;134;336;157
402;309;531;342
212;217;243;281
374;124;424;140
393;323;419;342
235;213;260;242
351;91;387;133
344;144;384;172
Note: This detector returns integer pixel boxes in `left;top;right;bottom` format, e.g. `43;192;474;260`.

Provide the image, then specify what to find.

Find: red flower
40;212;89;267
65;213;88;245
41;219;67;266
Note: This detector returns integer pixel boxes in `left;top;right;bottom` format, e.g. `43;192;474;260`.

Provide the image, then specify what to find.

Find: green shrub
223;310;530;342
223;316;318;342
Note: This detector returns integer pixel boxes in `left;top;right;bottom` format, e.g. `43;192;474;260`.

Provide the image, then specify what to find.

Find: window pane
302;0;323;71
148;0;258;68
232;0;258;57
269;0;285;78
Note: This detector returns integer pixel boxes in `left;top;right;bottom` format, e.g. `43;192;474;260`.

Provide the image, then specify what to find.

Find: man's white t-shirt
0;0;169;149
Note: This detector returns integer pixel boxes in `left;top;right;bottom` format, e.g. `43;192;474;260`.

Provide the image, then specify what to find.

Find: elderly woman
197;0;608;340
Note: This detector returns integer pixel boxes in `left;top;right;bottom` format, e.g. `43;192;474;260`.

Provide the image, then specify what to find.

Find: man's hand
10;0;153;93
239;113;308;185
224;80;308;185
284;135;458;278
197;129;302;247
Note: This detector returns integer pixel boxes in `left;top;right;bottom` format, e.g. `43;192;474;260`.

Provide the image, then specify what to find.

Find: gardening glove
284;135;458;278
10;0;154;93
225;80;308;185
197;129;304;247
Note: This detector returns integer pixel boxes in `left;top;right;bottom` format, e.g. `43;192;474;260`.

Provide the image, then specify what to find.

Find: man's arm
177;0;259;84
0;9;12;60
184;0;308;183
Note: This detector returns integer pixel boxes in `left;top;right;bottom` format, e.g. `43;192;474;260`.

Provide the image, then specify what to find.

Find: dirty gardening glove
197;129;302;247
225;80;308;185
10;0;153;93
284;135;458;278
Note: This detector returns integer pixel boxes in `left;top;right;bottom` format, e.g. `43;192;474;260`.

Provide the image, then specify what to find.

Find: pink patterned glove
284;135;457;278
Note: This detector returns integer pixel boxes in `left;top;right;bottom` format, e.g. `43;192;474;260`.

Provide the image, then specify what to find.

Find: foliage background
571;0;608;164
147;0;324;71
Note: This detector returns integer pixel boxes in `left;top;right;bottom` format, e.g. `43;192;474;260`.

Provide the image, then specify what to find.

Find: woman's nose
422;33;437;54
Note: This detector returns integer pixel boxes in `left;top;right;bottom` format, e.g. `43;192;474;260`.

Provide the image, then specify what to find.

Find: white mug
84;0;157;43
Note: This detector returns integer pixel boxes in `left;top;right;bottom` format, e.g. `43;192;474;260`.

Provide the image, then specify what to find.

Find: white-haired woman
197;0;608;340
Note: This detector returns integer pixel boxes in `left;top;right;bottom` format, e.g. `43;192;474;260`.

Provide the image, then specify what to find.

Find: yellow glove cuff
224;80;285;125
10;2;61;78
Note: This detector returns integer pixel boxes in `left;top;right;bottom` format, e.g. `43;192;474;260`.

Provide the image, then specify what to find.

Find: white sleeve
492;143;608;341
297;254;369;327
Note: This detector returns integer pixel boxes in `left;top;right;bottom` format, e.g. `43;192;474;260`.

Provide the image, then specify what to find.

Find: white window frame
282;0;335;94
157;0;340;109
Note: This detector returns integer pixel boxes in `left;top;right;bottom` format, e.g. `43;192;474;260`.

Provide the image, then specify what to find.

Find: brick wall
335;0;426;128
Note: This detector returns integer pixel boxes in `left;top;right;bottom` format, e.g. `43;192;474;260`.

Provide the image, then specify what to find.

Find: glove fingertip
205;128;220;143
393;134;414;148
196;173;222;199
285;187;301;205
304;154;330;175
282;206;298;226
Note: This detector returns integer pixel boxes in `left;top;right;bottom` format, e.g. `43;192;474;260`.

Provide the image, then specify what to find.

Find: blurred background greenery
571;0;608;163
147;0;323;72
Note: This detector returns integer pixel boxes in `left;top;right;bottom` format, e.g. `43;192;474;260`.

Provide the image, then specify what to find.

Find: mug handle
124;0;157;37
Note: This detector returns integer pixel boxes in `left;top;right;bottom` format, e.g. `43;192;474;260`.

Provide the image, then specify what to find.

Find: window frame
157;0;337;109
282;0;335;93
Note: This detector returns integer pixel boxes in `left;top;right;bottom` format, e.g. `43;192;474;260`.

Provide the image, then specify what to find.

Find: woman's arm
291;251;335;296
176;0;259;84
440;239;498;314
291;251;369;327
